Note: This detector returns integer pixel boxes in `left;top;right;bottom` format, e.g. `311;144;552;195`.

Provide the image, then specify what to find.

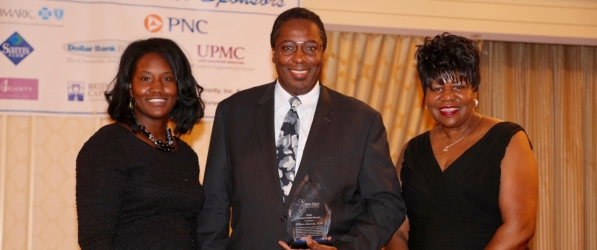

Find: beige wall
302;0;597;46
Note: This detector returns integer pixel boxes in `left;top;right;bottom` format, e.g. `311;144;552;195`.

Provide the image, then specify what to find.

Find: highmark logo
38;7;64;20
144;14;163;33
0;8;35;19
0;77;39;100
1;32;34;65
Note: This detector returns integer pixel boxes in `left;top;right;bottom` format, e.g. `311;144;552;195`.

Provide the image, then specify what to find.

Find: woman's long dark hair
105;38;204;135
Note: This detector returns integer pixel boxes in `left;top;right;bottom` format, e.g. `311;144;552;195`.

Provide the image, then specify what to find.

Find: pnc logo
144;13;208;34
144;14;163;33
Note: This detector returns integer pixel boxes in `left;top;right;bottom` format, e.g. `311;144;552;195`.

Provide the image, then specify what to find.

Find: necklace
134;119;175;152
437;115;482;152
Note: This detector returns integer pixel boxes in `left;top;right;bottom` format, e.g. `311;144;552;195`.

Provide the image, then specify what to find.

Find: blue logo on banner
39;7;51;20
38;7;64;20
68;82;84;101
54;9;64;20
1;32;34;65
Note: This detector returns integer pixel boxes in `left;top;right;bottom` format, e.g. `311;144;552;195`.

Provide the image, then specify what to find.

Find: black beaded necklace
134;119;175;152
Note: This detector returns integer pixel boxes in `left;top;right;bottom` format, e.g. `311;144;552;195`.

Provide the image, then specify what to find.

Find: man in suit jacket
196;7;406;250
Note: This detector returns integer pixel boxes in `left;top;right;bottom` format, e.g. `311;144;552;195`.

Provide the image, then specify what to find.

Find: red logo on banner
144;14;163;33
0;77;38;100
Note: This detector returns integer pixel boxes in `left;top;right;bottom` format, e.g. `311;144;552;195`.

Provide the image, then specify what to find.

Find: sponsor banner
0;0;299;117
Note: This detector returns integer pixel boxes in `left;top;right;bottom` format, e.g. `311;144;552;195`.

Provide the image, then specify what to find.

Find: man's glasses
275;41;322;56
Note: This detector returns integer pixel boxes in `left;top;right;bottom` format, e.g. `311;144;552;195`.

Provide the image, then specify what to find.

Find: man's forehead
279;19;318;30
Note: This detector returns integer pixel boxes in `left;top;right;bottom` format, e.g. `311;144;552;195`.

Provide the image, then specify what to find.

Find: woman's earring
474;99;479;107
129;96;134;110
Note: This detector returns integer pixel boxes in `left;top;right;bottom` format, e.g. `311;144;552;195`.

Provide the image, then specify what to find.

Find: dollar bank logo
144;14;163;33
1;32;34;65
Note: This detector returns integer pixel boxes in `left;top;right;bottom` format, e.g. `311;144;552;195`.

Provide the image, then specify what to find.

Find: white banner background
0;0;299;118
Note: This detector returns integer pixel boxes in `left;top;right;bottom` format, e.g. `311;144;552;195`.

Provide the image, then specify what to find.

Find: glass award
287;177;332;248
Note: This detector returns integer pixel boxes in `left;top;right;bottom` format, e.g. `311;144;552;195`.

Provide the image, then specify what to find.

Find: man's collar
274;80;320;109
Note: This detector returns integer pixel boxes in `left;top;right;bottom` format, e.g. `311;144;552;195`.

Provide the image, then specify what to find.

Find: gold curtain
480;41;597;250
322;31;435;162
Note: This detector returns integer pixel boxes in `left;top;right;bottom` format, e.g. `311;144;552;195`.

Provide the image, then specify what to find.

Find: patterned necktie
277;96;302;203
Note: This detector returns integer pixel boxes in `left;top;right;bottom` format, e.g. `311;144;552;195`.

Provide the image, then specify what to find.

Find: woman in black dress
386;33;538;250
76;38;205;249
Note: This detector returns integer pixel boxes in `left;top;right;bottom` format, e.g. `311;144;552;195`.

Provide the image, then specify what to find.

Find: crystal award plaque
287;177;332;248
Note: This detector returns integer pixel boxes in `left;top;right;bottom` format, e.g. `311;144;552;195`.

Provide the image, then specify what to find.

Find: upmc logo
144;14;208;34
198;45;244;59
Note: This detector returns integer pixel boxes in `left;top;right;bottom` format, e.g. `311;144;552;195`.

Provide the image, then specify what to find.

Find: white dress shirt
274;81;320;174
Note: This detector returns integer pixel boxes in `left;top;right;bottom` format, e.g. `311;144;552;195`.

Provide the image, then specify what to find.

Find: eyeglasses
275;41;322;56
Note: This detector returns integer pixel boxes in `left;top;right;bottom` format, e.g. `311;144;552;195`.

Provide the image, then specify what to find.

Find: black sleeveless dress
401;122;528;249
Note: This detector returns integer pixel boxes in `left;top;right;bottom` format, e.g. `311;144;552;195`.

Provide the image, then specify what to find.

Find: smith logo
1;32;34;65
